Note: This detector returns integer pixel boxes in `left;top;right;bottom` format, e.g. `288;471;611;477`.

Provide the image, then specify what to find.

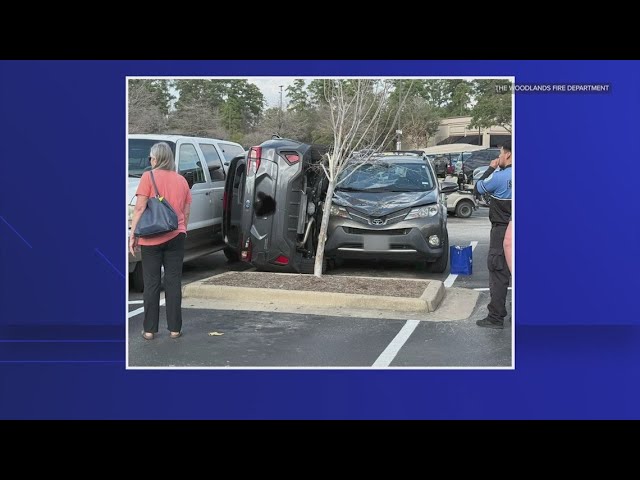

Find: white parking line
443;241;478;287
372;320;420;368
474;287;513;291
370;240;480;367
128;296;165;318
128;300;143;305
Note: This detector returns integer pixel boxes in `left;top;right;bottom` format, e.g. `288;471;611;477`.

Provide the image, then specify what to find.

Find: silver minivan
127;134;244;291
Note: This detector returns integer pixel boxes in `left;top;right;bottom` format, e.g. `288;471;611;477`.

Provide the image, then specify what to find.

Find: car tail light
248;146;262;174
241;237;252;262
282;151;300;165
223;191;228;211
274;255;289;265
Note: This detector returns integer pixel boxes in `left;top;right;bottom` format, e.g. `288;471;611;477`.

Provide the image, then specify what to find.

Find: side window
219;143;246;163
233;164;246;205
178;143;206;186
199;143;225;181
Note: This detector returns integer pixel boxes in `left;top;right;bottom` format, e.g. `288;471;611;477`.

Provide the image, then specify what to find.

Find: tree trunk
313;180;335;277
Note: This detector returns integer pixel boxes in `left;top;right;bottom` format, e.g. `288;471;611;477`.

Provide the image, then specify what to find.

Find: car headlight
330;205;350;219
405;205;439;220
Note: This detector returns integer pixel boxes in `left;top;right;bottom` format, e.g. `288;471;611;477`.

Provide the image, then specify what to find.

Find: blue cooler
450;245;473;275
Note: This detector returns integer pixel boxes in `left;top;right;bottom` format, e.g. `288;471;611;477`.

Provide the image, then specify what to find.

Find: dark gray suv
223;137;328;273
458;148;500;179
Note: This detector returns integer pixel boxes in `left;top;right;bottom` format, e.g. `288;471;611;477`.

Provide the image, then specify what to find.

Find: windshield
220;143;246;162
337;161;435;192
128;139;176;177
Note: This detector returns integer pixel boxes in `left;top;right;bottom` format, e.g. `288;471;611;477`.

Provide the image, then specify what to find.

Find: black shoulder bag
134;170;179;238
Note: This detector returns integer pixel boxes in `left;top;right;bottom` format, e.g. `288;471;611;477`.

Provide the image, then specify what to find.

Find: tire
130;263;144;292
223;246;239;262
426;233;449;273
300;256;328;274
455;200;474;218
130;263;164;292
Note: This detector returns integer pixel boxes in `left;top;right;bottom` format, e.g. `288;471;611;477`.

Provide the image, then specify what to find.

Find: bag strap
148;169;162;199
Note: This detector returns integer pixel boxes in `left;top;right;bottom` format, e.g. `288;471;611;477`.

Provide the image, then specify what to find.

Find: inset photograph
126;77;514;369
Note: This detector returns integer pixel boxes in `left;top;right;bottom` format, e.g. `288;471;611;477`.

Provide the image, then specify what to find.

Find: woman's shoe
142;331;154;340
170;331;182;339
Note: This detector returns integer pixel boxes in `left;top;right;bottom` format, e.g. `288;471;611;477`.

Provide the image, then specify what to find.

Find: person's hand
490;158;500;169
129;235;139;256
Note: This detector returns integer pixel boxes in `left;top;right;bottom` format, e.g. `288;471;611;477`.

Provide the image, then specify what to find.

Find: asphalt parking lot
127;207;513;368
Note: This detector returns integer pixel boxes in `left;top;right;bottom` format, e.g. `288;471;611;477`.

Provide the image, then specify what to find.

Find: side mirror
183;171;195;189
208;165;222;180
440;181;459;194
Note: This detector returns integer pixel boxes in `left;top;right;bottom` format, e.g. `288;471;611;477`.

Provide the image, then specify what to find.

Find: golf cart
442;180;478;218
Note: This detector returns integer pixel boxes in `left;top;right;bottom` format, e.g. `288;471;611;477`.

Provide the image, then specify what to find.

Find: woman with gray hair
129;142;192;340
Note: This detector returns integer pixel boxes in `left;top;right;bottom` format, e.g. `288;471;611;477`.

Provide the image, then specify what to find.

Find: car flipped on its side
223;138;327;273
223;142;457;273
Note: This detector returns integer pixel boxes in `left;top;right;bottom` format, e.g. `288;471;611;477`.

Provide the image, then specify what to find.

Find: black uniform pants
141;233;186;333
487;224;511;323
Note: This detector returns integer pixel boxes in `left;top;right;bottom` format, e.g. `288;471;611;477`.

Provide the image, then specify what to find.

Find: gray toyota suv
326;153;456;272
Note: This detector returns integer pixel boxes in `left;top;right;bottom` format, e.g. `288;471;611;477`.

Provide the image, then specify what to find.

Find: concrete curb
183;276;445;313
420;280;445;312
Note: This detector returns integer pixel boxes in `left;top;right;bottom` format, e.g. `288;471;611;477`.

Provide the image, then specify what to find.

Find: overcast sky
248;78;298;108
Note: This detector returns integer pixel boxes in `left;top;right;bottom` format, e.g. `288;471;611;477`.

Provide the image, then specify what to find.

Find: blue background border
1;60;638;419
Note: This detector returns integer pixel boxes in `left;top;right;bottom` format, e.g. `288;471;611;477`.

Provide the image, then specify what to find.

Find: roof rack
379;150;425;157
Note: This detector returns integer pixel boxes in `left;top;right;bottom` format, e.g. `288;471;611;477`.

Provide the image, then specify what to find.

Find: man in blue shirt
474;141;512;329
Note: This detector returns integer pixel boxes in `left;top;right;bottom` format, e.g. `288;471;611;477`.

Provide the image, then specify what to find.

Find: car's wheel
300;257;328;274
426;233;449;273
130;263;144;292
129;263;164;293
223;246;239;262
455;200;474;218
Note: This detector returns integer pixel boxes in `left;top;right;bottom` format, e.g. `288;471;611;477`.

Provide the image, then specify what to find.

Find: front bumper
325;215;446;262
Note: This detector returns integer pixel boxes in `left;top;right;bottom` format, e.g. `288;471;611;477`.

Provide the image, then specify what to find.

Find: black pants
487;224;511;323
141;233;186;333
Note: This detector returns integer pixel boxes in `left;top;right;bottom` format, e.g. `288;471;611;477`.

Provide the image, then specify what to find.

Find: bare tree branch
312;79;410;276
128;80;167;133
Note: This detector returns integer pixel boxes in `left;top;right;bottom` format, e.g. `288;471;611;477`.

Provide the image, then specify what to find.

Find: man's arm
475;159;500;195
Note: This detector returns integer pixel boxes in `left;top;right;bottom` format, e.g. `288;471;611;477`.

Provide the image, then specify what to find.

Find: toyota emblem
372;218;384;225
